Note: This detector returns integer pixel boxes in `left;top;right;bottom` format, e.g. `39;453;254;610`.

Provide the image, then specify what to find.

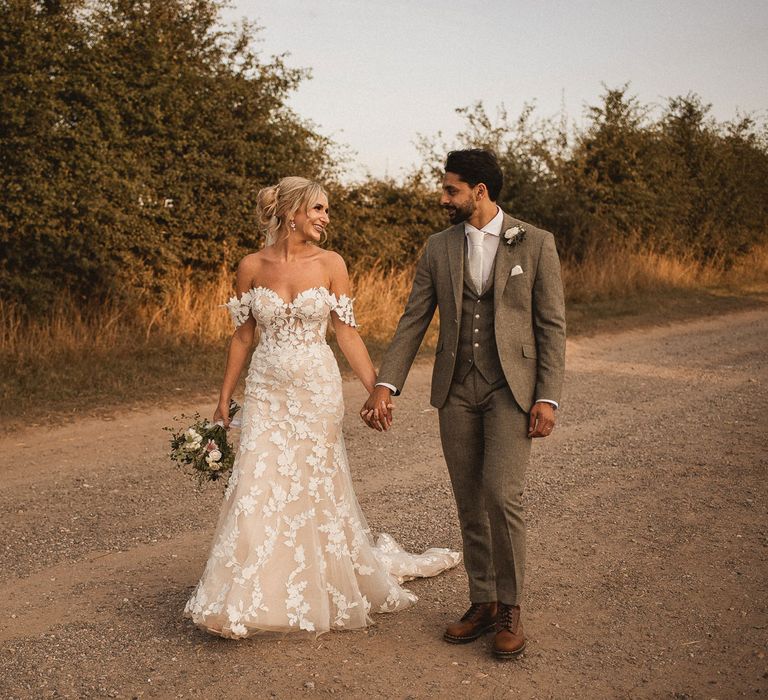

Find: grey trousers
438;366;531;605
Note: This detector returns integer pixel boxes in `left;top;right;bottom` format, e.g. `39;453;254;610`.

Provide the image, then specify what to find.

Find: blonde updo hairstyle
256;176;327;246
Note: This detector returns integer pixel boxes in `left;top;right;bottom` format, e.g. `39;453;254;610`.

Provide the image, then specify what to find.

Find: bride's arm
327;252;377;395
214;257;258;427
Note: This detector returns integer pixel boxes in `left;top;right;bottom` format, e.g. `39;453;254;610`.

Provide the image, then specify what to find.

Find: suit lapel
446;224;465;320
493;211;518;313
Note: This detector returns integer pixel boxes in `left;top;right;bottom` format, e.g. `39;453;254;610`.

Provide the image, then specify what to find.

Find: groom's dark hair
445;149;504;201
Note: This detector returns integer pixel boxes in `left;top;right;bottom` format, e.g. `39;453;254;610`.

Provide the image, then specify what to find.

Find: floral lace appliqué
224;289;255;329
330;293;357;327
184;285;460;638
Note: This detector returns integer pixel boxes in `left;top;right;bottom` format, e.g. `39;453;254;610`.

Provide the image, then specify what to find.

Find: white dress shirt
464;206;504;290
376;206;557;409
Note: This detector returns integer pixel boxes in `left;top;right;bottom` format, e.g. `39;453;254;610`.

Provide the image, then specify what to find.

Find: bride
184;176;460;638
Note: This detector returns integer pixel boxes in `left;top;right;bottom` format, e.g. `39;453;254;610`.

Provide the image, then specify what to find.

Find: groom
361;149;565;658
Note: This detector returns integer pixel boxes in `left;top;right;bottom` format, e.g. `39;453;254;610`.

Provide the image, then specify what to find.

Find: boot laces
461;603;487;622
499;604;518;630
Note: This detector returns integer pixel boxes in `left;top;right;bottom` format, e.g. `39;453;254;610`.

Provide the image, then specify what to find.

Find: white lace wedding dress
183;286;460;638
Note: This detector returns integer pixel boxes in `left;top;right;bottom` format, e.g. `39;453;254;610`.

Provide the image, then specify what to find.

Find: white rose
206;455;223;470
504;226;520;240
207;449;222;463
185;428;202;442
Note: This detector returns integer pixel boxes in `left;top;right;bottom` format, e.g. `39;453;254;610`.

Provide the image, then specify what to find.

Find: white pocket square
510;265;524;277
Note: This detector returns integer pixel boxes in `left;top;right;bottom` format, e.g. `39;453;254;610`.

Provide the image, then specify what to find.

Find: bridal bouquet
165;401;241;487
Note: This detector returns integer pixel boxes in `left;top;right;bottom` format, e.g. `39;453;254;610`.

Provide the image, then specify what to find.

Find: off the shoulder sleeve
331;293;357;328
223;290;254;329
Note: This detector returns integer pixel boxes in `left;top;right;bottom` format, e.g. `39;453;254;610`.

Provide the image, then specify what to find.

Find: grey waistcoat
453;265;505;385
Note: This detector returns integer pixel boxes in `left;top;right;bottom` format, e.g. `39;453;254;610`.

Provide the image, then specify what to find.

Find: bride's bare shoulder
317;250;350;292
237;251;266;272
234;252;266;289
317;248;347;271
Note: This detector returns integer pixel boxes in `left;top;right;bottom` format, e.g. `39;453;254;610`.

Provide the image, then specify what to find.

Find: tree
0;0;336;309
414;86;768;260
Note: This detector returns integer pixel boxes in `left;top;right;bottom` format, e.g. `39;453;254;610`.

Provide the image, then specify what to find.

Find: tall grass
563;242;768;304
350;264;440;346
2;242;767;361
0;274;233;359
1;242;766;423
564;246;716;303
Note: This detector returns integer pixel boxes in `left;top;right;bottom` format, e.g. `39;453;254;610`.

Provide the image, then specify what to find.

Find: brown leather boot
443;602;498;644
492;603;526;658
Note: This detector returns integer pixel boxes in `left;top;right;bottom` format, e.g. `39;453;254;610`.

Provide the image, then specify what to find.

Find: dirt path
1;309;766;699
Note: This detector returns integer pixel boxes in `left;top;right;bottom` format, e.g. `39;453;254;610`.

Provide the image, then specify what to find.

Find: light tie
467;229;485;293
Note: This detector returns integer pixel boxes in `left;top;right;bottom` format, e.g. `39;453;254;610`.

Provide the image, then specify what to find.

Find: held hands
360;386;395;431
360;390;553;436
528;402;555;438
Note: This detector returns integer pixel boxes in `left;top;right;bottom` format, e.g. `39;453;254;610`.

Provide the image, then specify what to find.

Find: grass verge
2;243;767;427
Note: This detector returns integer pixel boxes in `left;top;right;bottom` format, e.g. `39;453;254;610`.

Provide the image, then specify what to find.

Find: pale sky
224;0;768;181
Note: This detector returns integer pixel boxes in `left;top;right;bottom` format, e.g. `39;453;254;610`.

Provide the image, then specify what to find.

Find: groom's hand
360;386;394;431
528;402;555;438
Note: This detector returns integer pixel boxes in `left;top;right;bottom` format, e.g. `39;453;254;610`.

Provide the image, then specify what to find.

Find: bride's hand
360;386;394;431
213;401;231;429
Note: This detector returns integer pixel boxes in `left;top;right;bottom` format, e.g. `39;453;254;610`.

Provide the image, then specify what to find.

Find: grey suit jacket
377;210;566;411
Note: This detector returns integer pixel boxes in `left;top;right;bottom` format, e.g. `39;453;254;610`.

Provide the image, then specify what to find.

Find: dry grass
0;263;429;361
727;243;768;288
562;242;768;303
0;273;234;358
2;242;766;423
350;263;439;346
562;247;718;303
2;242;766;358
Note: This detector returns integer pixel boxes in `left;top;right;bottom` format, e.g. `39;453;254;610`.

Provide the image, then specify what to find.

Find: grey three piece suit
377;210;566;605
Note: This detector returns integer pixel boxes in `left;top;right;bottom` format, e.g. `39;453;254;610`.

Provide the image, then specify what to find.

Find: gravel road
1;308;766;699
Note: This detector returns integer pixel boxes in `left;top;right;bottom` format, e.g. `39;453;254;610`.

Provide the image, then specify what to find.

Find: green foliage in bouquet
165;400;240;487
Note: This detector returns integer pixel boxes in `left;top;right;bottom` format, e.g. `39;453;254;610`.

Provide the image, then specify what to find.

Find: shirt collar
464;206;503;238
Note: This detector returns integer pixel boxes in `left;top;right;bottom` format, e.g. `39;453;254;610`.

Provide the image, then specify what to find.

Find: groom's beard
443;200;474;225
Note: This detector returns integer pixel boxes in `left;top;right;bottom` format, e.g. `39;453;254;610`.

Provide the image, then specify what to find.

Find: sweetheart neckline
246;285;332;306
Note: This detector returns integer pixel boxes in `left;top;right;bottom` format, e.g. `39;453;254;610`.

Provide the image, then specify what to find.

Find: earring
289;220;296;231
